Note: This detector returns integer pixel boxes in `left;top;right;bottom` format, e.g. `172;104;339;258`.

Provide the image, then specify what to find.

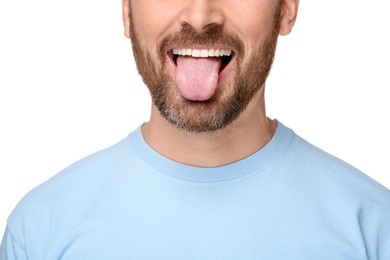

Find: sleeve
0;226;28;260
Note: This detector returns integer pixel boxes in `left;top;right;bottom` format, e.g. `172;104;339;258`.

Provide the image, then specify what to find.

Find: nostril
178;3;225;33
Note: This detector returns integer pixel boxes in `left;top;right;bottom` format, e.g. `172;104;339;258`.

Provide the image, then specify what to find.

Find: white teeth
200;49;208;57
172;48;232;58
192;49;200;57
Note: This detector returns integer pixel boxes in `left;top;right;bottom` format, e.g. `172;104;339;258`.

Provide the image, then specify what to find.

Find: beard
129;8;281;133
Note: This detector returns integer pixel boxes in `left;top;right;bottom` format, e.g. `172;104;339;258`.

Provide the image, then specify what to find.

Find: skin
122;0;299;167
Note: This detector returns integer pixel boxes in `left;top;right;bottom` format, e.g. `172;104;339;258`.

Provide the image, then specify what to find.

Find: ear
279;0;299;36
122;0;131;38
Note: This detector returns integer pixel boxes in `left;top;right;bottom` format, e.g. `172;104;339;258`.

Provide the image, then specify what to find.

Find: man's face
128;0;281;132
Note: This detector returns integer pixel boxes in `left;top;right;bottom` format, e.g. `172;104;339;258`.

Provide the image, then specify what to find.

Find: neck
141;90;276;167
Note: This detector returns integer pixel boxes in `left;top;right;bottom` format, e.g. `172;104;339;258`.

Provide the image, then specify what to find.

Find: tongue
175;56;221;101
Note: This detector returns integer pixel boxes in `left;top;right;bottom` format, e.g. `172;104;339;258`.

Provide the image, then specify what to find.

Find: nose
179;0;225;32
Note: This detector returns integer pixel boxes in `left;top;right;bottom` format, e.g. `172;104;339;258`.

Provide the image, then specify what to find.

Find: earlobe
122;0;131;38
279;0;299;36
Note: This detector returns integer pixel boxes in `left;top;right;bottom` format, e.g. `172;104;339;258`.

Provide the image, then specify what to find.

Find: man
1;0;389;259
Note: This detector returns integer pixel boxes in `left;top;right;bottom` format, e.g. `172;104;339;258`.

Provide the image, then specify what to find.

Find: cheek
239;17;277;64
225;1;277;47
133;17;159;48
132;1;177;49
241;16;275;46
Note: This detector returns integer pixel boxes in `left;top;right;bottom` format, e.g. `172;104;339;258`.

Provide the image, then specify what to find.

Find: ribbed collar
128;121;294;183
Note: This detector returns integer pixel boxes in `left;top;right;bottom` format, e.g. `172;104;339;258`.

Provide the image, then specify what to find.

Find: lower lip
167;51;236;85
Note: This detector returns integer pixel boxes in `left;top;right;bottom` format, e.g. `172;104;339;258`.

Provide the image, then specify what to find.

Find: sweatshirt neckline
128;121;293;183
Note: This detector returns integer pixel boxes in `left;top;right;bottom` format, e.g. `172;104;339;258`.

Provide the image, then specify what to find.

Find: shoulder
6;134;135;237
18;135;130;198
281;130;390;208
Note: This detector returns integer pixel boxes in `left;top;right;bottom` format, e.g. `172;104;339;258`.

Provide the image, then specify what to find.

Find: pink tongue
175;56;221;101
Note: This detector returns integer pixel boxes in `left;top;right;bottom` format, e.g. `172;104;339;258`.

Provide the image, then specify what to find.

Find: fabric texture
1;122;390;259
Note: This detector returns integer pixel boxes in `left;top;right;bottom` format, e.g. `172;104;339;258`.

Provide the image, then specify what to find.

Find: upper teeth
173;48;232;58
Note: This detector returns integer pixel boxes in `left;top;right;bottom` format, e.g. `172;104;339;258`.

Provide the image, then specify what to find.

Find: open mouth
170;48;235;74
167;48;236;101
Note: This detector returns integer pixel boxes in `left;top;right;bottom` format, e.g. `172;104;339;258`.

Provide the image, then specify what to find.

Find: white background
0;0;389;235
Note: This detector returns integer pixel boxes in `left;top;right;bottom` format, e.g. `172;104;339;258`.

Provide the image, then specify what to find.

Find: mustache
159;25;244;58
